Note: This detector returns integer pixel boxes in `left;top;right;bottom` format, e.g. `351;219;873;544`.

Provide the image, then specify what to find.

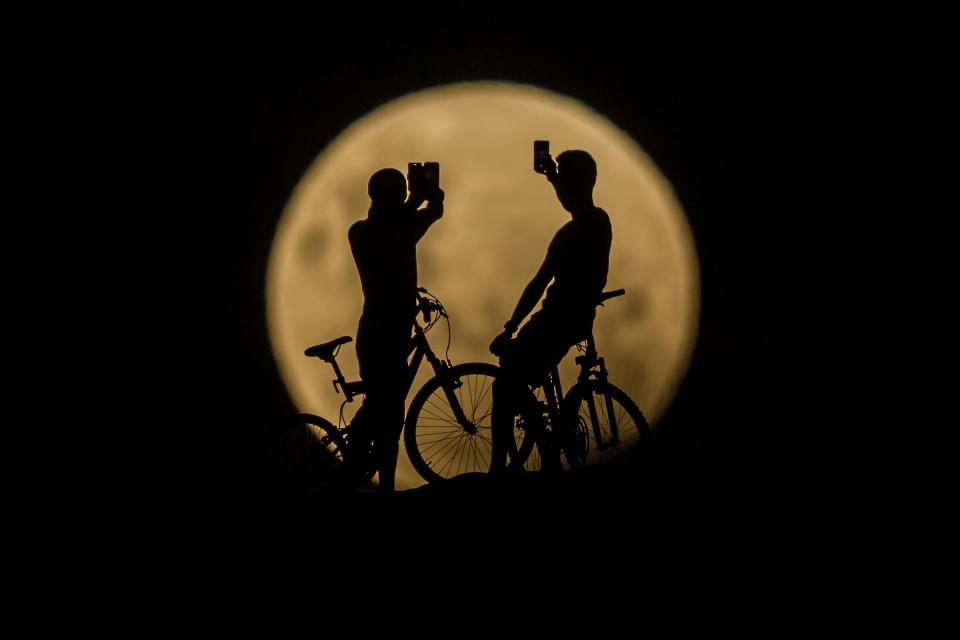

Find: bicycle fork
576;350;620;450
581;390;620;451
438;370;477;435
412;329;477;435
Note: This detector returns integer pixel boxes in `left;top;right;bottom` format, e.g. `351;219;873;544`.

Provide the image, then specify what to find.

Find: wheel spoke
428;434;462;469
424;395;458;423
418;430;465;455
565;383;650;466
473;377;494;417
406;366;501;480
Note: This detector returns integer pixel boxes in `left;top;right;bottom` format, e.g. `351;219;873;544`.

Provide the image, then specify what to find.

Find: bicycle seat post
575;334;598;367
585;334;598;361
329;357;348;394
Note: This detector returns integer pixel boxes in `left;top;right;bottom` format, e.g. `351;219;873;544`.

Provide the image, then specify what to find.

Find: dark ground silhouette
81;19;897;547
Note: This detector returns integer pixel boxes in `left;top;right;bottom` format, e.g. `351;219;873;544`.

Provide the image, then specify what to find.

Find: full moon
267;81;699;490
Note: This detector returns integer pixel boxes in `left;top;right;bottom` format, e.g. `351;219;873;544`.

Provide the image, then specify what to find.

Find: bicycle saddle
304;336;353;362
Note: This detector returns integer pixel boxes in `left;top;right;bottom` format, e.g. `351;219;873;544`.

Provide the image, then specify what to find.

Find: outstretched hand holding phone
534;140;557;181
407;161;443;208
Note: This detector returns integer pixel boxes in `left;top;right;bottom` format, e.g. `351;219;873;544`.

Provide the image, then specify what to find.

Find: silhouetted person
348;167;443;493
489;149;611;471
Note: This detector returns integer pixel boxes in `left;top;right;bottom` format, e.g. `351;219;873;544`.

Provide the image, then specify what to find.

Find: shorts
499;308;594;385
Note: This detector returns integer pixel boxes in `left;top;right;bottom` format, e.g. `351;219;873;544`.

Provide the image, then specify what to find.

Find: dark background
84;19;889;525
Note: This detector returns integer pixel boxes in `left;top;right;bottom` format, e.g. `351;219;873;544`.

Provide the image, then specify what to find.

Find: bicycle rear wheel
404;362;499;483
560;381;654;468
260;413;346;497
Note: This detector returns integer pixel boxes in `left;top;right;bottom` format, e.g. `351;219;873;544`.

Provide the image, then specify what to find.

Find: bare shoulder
549;220;577;245
593;208;612;235
348;219;366;239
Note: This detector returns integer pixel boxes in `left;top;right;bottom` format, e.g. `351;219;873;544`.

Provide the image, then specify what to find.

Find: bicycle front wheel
260;413;346;498
404;362;499;483
560;381;654;468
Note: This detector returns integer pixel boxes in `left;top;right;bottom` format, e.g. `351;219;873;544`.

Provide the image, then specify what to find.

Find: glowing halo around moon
267;81;699;490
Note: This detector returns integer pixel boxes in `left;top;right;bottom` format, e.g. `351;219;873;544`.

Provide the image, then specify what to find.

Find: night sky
85;19;889;530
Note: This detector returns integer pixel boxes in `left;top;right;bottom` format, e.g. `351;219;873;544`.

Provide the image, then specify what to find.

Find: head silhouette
555;150;597;212
368;168;408;210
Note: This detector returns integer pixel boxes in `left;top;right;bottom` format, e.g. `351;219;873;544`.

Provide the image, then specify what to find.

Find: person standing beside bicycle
488;146;611;472
348;164;444;493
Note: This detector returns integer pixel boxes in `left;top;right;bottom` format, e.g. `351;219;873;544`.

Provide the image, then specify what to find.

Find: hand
489;330;513;357
542;156;557;181
426;187;444;219
407;184;427;207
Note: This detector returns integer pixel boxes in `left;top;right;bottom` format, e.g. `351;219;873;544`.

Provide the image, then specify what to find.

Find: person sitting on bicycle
488;149;611;471
348;167;444;493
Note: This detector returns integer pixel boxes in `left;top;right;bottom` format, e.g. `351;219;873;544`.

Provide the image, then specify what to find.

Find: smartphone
407;162;422;186
534;140;550;173
424;162;439;189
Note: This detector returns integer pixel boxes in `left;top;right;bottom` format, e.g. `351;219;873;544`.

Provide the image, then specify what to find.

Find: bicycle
500;289;655;474
260;288;500;496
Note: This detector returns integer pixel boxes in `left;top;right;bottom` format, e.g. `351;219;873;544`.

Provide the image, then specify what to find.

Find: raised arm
404;188;444;243
542;154;560;196
489;240;558;356
503;258;552;333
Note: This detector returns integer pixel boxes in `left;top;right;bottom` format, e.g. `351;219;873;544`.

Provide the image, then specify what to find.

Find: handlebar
415;287;446;325
416;291;431;323
598;289;625;304
305;287;450;404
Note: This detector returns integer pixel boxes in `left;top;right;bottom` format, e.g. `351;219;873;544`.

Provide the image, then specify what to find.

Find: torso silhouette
541;208;612;317
349;202;440;373
349;203;428;324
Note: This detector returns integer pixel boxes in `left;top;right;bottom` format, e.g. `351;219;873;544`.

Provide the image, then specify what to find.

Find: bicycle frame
405;320;477;434
323;293;478;435
529;297;627;457
534;333;618;449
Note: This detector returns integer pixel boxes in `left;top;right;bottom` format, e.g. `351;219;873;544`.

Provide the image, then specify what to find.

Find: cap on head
368;168;407;206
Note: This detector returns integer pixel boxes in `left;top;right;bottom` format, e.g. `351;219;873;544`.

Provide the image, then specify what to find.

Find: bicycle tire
404;362;500;483
559;381;654;468
260;413;347;497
